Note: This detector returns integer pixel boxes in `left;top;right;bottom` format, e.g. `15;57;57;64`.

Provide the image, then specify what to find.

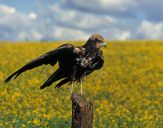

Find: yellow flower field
0;41;162;128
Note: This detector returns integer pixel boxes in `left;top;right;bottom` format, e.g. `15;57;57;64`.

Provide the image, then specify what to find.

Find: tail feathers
4;69;22;83
55;78;69;88
40;69;64;90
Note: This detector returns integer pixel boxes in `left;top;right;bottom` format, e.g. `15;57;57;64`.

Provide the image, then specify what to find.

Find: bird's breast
76;57;92;68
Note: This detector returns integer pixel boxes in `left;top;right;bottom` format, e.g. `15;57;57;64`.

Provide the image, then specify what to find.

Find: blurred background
0;0;163;41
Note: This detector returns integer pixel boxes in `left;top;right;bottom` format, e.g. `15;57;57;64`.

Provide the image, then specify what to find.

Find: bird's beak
100;42;107;48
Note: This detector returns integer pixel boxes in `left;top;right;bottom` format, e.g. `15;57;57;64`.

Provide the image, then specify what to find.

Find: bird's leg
80;82;82;94
79;76;84;94
71;82;74;94
70;66;77;94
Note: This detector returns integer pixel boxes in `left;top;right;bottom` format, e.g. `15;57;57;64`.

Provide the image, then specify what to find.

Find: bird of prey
4;34;106;94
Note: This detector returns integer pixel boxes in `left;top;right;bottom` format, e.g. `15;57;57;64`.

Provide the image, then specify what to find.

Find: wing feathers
40;68;64;89
4;44;73;82
55;78;69;88
4;70;20;82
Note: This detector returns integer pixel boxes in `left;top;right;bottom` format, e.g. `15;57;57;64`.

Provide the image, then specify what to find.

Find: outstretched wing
4;44;73;82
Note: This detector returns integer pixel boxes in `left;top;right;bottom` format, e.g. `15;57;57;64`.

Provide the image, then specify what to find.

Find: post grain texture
71;93;93;128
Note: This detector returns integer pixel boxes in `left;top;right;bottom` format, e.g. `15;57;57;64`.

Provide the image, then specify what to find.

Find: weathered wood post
71;93;93;128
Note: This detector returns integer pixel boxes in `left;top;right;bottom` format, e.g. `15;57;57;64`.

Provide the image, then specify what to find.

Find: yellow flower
33;118;40;126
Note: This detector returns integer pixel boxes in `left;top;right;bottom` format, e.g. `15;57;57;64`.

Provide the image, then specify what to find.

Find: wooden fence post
71;93;93;128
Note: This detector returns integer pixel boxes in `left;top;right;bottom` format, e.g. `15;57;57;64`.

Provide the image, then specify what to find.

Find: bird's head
84;33;106;49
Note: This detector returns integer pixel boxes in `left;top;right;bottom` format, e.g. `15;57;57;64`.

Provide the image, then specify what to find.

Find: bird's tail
40;68;64;90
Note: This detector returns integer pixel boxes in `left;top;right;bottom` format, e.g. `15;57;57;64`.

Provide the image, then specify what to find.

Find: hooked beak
100;42;107;48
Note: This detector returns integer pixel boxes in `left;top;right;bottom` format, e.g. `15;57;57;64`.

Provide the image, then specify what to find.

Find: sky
0;0;163;41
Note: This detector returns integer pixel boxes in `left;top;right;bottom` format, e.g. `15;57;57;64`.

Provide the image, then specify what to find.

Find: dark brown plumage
4;34;106;93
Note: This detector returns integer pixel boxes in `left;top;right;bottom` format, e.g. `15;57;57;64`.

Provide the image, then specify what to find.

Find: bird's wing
82;50;104;76
55;78;69;88
40;68;65;89
91;50;104;70
4;44;74;82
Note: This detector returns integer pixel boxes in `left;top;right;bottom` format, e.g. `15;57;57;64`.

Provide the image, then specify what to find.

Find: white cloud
69;0;135;11
17;30;43;41
50;3;117;30
52;26;89;40
0;4;16;15
117;31;131;40
41;1;163;40
39;3;121;40
138;20;163;39
97;0;135;10
61;0;137;17
28;12;37;20
17;32;28;40
0;1;163;41
0;4;42;41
